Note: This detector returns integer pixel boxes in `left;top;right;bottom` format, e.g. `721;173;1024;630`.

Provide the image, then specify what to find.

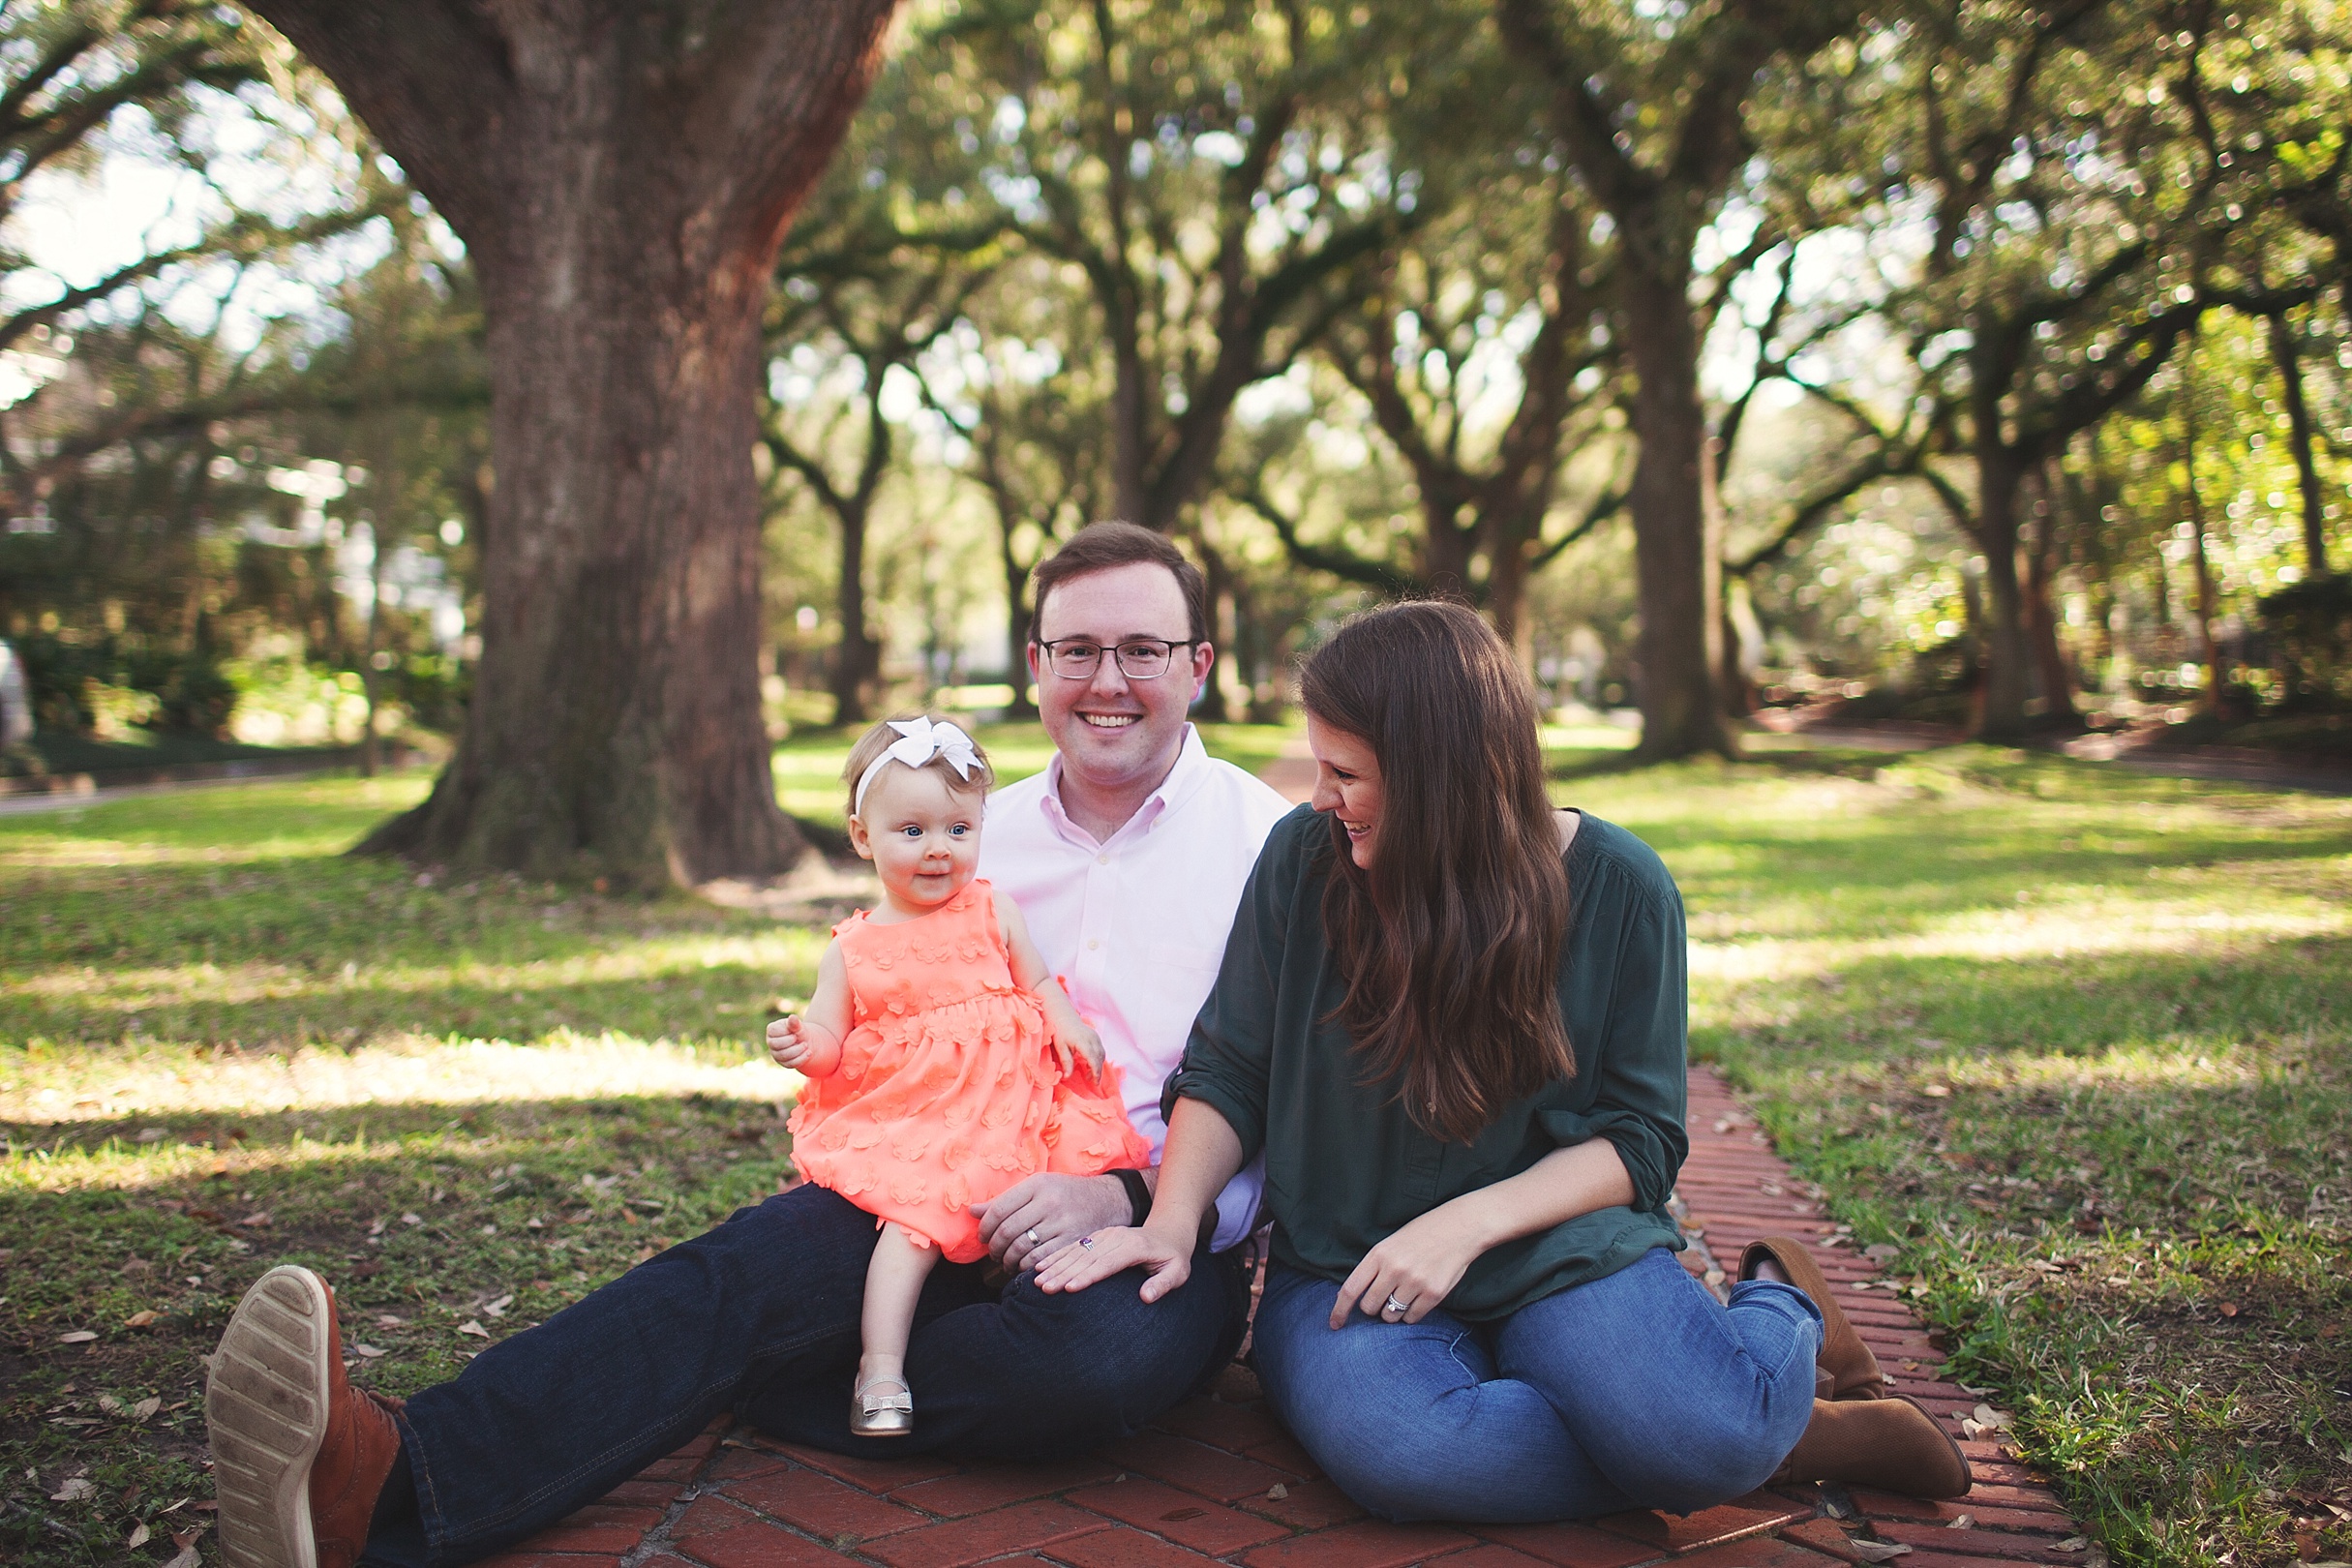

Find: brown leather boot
1771;1394;1973;1498
1739;1235;1886;1401
208;1266;405;1568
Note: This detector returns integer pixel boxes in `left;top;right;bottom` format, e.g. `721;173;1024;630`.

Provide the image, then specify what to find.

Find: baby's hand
766;1014;812;1070
1059;1020;1105;1081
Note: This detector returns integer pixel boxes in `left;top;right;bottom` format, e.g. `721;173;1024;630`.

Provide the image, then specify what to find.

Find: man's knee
997;1260;1231;1398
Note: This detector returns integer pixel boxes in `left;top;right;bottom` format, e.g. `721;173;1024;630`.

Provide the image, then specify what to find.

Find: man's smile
1079;712;1139;729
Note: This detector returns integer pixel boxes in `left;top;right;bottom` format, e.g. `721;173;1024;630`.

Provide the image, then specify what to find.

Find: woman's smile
1305;713;1384;869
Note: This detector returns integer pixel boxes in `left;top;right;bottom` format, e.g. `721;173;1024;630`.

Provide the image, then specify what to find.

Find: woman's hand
1330;1205;1487;1328
1033;1223;1193;1302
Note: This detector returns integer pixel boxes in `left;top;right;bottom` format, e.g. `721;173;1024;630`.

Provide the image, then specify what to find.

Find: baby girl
766;716;1148;1437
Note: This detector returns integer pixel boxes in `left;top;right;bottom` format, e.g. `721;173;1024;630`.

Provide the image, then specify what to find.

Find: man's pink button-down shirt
980;726;1294;1251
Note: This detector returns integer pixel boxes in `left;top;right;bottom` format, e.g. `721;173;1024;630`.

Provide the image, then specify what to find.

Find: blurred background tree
4;0;2347;854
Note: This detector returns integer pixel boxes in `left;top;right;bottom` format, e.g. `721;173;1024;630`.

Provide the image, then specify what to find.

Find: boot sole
207;1265;331;1568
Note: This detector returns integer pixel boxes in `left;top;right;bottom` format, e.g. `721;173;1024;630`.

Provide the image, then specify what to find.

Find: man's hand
978;1172;1133;1273
1034;1223;1192;1302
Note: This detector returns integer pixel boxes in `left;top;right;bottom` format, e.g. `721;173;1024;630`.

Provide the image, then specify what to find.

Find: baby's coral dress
787;879;1150;1262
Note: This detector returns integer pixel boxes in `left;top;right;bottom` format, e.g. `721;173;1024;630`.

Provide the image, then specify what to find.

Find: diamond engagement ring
1382;1293;1408;1316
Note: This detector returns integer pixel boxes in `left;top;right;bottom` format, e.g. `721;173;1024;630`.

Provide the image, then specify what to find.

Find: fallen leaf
1961;1418;1986;1439
1848;1543;1912;1562
483;1294;514;1319
2219;1302;2240;1317
125;1311;159;1328
1864;1244;1901;1263
134;1397;162;1421
402;1213;423;1226
1265;1483;1288;1500
57;1330;97;1344
457;1320;491;1339
237;1212;270;1228
377;1313;406;1327
50;1478;96;1502
2055;1538;2088;1553
1971;1402;2013;1432
353;1343;387;1359
164;1543;200;1568
1948;1514;1975;1528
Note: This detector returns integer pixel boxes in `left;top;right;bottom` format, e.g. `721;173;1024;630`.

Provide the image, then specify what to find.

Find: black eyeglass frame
1030;636;1200;680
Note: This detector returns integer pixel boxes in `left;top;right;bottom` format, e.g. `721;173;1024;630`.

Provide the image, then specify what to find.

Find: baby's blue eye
900;825;922;838
950;824;971;836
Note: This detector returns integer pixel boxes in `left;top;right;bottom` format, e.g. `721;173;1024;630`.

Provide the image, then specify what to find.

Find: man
204;523;1294;1568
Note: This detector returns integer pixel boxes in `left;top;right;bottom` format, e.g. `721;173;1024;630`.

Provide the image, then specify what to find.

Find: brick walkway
472;1063;2087;1568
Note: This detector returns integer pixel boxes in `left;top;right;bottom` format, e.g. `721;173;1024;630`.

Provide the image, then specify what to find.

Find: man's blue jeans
362;1184;1249;1568
1251;1249;1820;1523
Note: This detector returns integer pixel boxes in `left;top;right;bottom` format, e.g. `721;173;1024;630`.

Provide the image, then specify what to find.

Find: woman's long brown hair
1301;600;1572;1143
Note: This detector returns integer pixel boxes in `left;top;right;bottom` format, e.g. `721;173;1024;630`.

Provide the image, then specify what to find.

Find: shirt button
1097;854;1110;865
1087;939;1100;950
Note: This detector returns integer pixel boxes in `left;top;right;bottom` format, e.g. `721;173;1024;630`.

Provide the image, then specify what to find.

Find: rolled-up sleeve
1162;827;1295;1162
1538;889;1689;1213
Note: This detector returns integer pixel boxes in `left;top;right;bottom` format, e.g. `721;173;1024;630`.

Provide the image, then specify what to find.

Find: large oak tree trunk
254;1;898;889
1621;264;1729;759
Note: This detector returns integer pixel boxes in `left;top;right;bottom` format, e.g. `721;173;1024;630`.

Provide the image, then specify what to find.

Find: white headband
853;717;982;813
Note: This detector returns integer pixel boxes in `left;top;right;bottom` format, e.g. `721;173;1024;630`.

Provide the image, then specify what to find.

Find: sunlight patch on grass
2;1034;799;1124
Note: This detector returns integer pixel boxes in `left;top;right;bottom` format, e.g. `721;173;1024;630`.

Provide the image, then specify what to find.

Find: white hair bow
854;716;981;813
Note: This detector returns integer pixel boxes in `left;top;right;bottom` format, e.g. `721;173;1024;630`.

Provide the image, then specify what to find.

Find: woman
1040;601;1969;1520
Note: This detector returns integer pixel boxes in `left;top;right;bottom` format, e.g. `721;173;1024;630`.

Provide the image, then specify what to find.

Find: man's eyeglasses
1033;637;1197;680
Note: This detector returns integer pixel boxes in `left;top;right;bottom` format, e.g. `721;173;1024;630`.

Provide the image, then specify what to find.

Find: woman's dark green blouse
1164;804;1690;1322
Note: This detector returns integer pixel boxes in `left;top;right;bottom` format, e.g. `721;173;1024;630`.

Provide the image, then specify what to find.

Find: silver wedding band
1024;1228;1040;1247
1382;1293;1408;1316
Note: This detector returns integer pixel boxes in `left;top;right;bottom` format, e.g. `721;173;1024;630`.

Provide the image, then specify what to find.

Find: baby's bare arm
995;888;1101;1074
765;942;850;1075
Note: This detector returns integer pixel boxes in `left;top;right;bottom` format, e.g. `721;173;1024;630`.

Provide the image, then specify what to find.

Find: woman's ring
1382;1293;1408;1316
1024;1228;1040;1247
1078;1236;1096;1251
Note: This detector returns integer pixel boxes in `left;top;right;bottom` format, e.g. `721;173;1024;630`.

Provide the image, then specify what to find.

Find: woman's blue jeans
1251;1249;1820;1523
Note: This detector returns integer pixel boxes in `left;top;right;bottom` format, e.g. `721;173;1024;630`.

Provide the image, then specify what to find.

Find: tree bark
2269;308;2332;579
1620;263;1730;757
1973;446;2035;742
256;0;897;889
2023;469;2078;726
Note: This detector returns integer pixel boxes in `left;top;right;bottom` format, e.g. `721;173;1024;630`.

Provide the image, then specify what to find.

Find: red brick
1239;1519;1476;1568
890;1456;1122;1518
554;1503;663;1532
1233;1474;1368;1530
771;1441;960;1493
473;1555;622;1568
864;1501;1112;1568
1473;1521;1661;1567
507;1522;653;1554
1105;1430;1296;1503
1042;1524;1228;1567
1674;1538;1852;1566
720;1464;928;1542
1780;1519;1878;1563
599;1478;689;1506
1430;1548;1562;1568
1590;1494;1808;1555
1241;1435;1319;1477
1066;1476;1289;1555
1872;1522;2074;1561
674;1517;861;1568
701;1446;791;1484
1153;1398;1288;1454
672;1497;757;1538
1885;1555;2082;1568
633;1456;707;1485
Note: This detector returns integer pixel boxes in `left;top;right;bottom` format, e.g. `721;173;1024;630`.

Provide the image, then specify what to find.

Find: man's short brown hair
1028;522;1209;647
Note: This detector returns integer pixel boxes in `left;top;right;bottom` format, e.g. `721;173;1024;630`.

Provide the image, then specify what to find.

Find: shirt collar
1038;724;1209;845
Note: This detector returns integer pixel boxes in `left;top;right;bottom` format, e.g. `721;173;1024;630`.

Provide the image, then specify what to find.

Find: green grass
1562;746;2352;1568
10;729;352;780
2;734;2345;1567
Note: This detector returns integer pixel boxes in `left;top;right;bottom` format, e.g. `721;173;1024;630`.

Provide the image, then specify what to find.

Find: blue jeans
362;1184;1250;1568
1251;1250;1820;1523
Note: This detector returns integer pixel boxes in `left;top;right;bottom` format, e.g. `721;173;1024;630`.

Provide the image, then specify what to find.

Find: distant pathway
424;744;2097;1568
